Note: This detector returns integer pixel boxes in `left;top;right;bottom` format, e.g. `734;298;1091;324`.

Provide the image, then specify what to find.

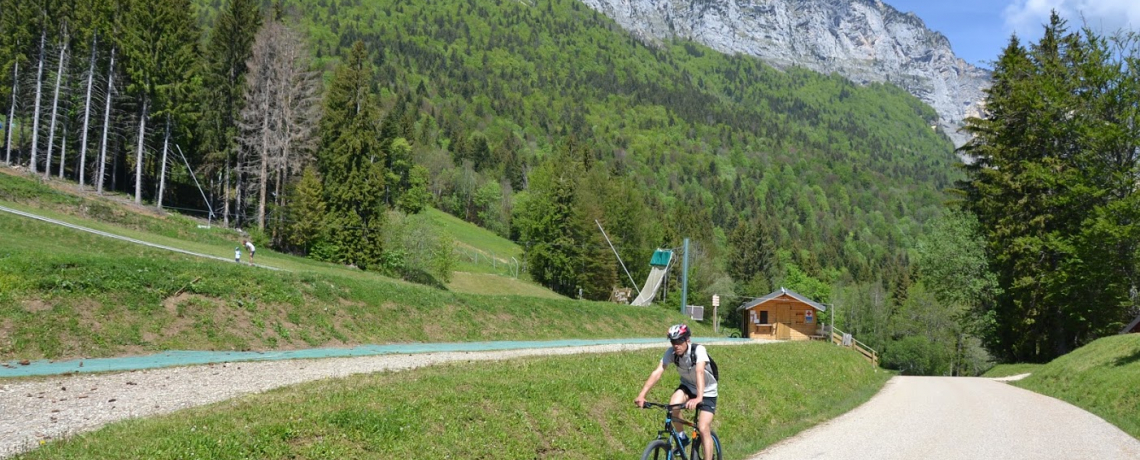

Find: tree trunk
79;34;97;187
223;158;231;227
134;97;148;204
45;39;67;179
4;59;17;166
257;81;270;230
158;116;170;209
97;48;115;194
58;123;68;178
30;32;45;174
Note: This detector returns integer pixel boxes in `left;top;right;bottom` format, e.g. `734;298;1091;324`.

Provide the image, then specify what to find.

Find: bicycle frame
642;402;700;459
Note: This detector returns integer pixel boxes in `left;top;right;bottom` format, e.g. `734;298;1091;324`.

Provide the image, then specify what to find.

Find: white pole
595;219;640;295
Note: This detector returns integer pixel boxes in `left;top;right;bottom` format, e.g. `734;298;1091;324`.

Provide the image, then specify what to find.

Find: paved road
748;376;1140;460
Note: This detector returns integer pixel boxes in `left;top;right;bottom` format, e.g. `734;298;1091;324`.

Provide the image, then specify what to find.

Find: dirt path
748;376;1140;460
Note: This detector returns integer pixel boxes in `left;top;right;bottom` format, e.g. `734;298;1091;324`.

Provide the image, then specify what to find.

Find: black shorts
675;386;718;414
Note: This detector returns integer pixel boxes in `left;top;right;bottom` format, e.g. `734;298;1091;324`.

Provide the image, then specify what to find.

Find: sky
887;0;1140;69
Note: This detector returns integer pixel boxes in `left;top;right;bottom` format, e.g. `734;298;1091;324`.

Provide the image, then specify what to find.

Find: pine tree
959;13;1140;362
283;165;326;254
727;216;775;293
198;0;262;226
118;0;199;204
317;41;387;270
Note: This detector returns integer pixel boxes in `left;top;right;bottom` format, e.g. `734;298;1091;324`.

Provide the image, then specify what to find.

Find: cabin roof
737;287;827;312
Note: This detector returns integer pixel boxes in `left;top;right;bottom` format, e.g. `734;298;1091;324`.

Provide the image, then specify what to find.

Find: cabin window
759;310;769;324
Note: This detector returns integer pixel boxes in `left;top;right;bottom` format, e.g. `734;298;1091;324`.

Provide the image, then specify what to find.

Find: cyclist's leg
696;399;716;459
669;388;689;433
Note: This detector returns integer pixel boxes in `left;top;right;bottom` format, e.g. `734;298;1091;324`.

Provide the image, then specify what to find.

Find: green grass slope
0;172;700;362
424;207;567;299
1011;334;1140;438
18;342;891;459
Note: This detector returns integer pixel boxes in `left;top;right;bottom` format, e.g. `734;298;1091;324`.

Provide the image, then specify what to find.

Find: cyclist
635;324;717;459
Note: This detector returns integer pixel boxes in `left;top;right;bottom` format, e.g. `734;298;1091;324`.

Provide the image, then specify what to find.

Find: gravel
11;344;1135;460
1;341;745;458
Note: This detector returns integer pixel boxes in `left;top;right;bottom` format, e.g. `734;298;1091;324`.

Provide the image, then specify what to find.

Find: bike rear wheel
690;431;722;460
641;439;673;460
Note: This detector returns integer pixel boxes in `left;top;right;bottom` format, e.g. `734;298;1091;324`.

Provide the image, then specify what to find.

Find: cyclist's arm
635;361;667;407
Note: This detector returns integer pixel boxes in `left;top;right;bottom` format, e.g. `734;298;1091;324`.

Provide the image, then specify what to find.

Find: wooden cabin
738;287;826;341
1122;314;1140;334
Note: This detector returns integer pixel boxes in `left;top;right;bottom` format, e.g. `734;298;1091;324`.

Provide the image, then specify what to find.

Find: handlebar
640;401;686;411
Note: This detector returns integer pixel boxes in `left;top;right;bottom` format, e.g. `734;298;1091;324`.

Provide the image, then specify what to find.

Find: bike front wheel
641;439;673;460
690;431;722;460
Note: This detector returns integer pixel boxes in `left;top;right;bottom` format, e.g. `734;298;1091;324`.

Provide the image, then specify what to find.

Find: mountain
577;0;990;147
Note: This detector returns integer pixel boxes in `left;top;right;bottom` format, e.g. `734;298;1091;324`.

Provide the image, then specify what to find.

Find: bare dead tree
44;32;67;179
157;115;170;208
237;19;320;231
96;47;114;194
4;56;17;166
78;34;97;187
133;97;148;203
30;31;44;174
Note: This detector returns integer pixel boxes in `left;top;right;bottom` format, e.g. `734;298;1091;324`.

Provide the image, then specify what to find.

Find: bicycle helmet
666;324;690;342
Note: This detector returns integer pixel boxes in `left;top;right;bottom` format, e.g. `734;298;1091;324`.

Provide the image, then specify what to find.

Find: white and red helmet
667;324;690;342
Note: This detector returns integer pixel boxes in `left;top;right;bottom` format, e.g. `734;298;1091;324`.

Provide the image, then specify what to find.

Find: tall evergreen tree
282;165;326;255
959;13;1140;362
198;0;262;226
316;41;387;270
727;215;775;294
118;0;199;204
517;140;588;297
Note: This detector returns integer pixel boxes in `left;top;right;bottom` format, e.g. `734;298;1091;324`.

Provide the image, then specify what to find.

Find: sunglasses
670;339;686;345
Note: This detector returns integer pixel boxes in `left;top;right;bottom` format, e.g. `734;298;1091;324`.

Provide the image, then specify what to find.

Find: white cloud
1003;0;1140;39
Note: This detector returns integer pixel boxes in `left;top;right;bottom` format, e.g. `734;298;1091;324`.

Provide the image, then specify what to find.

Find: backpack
674;343;719;382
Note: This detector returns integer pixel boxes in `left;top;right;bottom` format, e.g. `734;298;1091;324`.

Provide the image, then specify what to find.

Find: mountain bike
639;401;722;460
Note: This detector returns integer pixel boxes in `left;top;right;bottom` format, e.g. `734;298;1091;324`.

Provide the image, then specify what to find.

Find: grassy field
1010;334;1140;438
14;341;892;459
0;171;705;361
428;208;525;277
0;169;551;292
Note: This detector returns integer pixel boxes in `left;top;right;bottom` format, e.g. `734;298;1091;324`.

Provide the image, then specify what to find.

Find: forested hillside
2;0;983;372
223;0;959;291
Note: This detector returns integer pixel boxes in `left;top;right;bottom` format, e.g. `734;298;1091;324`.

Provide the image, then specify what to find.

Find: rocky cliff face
578;0;989;147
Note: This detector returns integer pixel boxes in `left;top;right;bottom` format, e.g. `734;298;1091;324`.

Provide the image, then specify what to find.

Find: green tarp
650;249;672;267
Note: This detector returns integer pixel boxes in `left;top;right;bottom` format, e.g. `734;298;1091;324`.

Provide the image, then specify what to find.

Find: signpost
712;294;720;334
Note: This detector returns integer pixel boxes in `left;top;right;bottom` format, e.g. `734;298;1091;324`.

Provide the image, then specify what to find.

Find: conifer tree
283;165;326;254
199;0;262;226
960;13;1140;362
118;0;199;204
317;41;387;270
727;216;775;294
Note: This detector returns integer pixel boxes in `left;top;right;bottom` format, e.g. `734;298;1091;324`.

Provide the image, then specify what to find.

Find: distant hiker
243;240;256;264
234;246;241;263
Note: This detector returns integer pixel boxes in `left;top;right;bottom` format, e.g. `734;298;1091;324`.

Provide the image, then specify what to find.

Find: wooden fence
831;327;879;367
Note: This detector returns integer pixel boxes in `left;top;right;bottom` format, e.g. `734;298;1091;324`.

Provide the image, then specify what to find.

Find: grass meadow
1011;334;1140;439
0;172;704;361
14;342;891;459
